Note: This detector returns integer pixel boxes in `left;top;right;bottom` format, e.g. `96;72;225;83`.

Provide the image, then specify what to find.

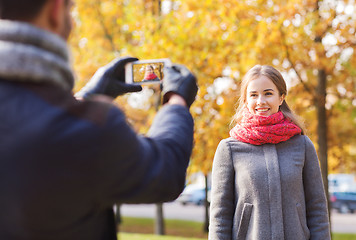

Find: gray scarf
0;20;74;90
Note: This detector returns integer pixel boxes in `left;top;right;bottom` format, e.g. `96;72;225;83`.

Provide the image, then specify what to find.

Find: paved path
121;202;203;222
330;209;356;234
120;202;356;234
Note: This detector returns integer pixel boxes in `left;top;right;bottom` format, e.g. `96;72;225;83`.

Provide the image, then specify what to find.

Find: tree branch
95;0;118;53
279;27;315;96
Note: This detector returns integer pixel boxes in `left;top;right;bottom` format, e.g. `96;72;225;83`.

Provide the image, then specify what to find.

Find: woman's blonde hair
231;65;305;134
146;65;154;71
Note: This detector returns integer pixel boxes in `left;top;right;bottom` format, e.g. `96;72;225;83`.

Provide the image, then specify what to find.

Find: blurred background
69;0;356;239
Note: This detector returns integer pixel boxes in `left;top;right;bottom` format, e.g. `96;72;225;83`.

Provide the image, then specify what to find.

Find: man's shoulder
5;80;120;126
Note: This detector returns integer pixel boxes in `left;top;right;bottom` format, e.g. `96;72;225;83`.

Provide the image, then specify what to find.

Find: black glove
75;57;142;99
162;64;198;107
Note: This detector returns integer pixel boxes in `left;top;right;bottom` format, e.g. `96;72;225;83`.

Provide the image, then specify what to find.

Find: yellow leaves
71;0;356;174
100;1;119;16
329;145;356;173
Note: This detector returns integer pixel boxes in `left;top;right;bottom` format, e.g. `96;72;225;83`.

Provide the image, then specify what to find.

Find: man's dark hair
0;0;48;21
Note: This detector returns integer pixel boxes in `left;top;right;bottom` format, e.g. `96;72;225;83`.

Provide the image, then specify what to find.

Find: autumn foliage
70;0;356;176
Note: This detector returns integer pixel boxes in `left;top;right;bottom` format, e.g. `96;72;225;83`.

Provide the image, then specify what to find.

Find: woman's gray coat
209;135;331;240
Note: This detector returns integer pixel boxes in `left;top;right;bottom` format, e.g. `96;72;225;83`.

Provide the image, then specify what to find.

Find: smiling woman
209;65;331;240
246;75;284;116
231;65;305;132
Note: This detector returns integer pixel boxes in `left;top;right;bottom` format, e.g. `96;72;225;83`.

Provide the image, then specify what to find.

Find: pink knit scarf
229;109;302;145
144;73;158;80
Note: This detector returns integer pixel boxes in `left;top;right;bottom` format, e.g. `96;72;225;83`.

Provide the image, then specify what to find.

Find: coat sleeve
92;104;194;205
209;139;235;240
303;136;331;240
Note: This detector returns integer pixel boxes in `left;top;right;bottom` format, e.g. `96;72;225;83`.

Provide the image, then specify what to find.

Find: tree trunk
316;69;330;220
114;204;121;236
203;174;209;233
154;83;165;235
155;203;165;235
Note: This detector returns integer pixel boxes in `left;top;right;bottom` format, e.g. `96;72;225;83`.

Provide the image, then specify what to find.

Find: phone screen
126;59;171;84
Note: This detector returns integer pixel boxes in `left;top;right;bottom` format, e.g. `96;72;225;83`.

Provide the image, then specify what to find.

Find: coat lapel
263;144;285;239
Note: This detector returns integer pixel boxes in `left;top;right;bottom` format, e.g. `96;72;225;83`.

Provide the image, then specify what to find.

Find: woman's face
245;75;285;116
146;66;153;73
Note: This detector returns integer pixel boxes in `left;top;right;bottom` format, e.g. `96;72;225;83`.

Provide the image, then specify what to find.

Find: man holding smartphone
0;0;198;239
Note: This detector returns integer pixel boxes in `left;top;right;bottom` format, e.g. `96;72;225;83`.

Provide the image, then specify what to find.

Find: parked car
176;184;210;206
330;191;356;214
328;174;356;192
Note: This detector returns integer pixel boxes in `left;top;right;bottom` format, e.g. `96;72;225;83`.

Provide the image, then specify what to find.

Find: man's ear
48;0;64;30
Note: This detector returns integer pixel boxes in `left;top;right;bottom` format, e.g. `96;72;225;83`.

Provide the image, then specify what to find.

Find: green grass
118;217;208;239
332;233;356;240
118;232;356;240
118;217;356;240
118;233;205;240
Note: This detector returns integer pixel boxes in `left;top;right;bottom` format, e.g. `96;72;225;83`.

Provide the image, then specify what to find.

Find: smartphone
125;58;171;84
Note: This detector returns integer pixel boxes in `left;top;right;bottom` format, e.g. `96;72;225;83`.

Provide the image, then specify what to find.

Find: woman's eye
265;92;273;96
250;94;257;97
